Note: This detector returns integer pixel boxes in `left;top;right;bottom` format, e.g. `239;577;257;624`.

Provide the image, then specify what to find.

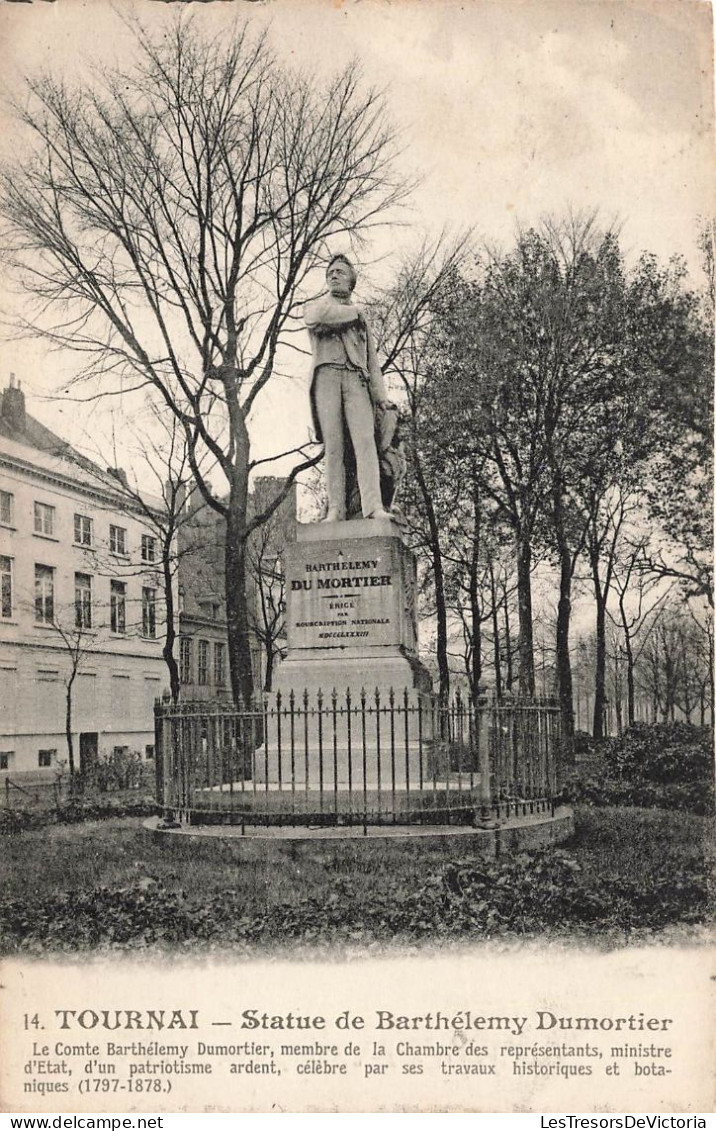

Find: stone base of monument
204;782;484;823
252;733;448;790
254;516;436;788
145;805;575;856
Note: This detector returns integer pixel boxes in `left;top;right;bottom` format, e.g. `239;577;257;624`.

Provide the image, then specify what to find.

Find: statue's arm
365;317;390;406
304;296;364;333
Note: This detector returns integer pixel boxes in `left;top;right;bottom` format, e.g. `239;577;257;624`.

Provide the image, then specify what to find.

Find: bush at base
567;722;714;815
0;843;708;953
604;722;713;783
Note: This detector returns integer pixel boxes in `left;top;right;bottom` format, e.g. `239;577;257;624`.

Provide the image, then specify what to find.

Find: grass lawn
0;806;712;955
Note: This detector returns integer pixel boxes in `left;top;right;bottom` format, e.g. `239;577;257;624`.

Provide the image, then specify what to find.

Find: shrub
566;723;715;815
426;739;479;776
0;840;708;953
0;797;156;835
85;749;150;793
567;774;714;815
571;730;603;761
604;722;714;786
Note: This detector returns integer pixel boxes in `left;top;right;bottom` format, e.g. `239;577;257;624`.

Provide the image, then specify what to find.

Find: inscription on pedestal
259;525;432;782
284;533;417;654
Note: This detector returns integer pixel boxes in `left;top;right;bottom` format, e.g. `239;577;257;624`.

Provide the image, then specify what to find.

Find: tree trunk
551;479;574;740
431;536;450;710
503;584;514;691
680;641;693;721
411;434;450;707
623;631;635;727
225;457;254;708
664;649;676;722
264;643;274;694
65;670;76;782
699;686;706;728
467;479;482;705
555;553;575;741
489;561;502;697
470;610;482;706
515;529;535;696
613;648;623;735
592;593;607;739
162;535;180;703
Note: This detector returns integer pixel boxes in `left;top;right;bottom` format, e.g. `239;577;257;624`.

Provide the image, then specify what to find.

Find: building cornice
0;637;166;663
179;614;229;631
0;451;162;520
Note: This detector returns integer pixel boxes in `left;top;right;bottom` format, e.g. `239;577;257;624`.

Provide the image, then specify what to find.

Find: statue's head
326;254;357;296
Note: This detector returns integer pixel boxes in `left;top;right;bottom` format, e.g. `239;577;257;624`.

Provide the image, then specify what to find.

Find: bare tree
686;600;714;725
0;16;409;706
247;540;286;693
633;602;711;726
48;617;91;786
100;408;217;703
27;590;119;785
606;537;672;728
246;479;295;692
583;483;637;738
370;232;472;707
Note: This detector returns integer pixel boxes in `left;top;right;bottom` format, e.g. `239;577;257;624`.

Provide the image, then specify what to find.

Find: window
0;491;13;527
34;501;55;537
0;752;12;770
141;534;156;563
214;642;225;687
199;600;222;621
38;749;55;768
113;745;128;757
74;573;92;629
144;745;155;760
0;556;12;619
110;580;126;633
179;638;192;684
74;514;93;546
142;587;156;638
198;640;209;685
34;564;54;624
109;525;127;555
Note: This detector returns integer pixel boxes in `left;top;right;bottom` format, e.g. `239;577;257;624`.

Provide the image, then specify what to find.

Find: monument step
204;778;482;793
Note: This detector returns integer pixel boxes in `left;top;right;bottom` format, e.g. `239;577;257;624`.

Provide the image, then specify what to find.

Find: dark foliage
569;776;713;816
566;723;715;815
603;722;714;786
0;799;156;836
0;841;708;954
83;750;152;794
571;730;604;761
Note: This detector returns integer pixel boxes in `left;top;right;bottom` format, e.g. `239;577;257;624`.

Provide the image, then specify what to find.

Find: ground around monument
0;806;711;956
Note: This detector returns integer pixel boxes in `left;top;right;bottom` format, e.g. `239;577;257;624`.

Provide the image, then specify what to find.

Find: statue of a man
305;254;393;522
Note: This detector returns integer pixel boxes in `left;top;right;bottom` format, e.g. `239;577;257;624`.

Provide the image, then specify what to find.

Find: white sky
0;0;713;478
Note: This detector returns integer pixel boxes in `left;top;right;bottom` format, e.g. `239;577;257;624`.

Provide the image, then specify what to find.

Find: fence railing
154;690;562;831
2;775;52;810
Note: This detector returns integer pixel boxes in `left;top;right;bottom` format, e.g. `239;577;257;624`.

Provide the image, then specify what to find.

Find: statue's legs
343;374;383;518
315;366;347;520
315;367;383;519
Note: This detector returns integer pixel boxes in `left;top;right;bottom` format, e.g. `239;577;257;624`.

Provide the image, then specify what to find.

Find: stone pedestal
255;517;434;786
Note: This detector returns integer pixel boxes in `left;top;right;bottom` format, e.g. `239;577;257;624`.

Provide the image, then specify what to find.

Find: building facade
0;377;171;777
176;492;231;703
176;476;296;701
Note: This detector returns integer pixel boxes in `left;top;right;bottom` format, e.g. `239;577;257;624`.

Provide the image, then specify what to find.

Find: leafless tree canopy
0;16;409;703
2;18;405;474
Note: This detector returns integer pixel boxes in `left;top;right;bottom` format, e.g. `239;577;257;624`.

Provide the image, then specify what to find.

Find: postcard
0;0;713;1115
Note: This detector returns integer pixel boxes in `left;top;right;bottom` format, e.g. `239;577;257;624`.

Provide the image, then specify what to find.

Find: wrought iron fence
154;690;562;831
